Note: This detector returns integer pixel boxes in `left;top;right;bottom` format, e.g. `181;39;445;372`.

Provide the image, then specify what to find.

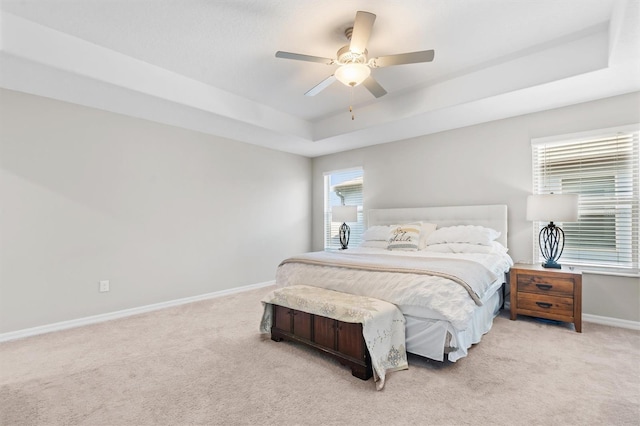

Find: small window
323;168;364;250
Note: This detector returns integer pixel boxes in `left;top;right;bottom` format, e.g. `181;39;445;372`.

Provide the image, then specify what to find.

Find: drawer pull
536;302;553;309
536;284;553;291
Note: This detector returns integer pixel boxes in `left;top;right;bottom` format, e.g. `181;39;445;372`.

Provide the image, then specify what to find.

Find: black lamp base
339;222;350;250
539;221;565;269
541;259;562;269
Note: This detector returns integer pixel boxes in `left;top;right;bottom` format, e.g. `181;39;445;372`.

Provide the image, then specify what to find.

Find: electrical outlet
99;280;110;292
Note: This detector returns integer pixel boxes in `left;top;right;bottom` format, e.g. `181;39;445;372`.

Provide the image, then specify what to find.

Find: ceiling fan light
335;63;370;87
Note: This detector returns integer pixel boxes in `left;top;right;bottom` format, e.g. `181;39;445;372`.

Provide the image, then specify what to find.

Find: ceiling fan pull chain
350;85;355;120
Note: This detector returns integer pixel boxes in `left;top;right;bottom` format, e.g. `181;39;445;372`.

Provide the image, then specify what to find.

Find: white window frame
323;168;364;250
531;124;639;276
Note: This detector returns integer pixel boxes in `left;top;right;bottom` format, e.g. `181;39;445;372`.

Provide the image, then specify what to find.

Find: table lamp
526;194;579;268
332;205;358;249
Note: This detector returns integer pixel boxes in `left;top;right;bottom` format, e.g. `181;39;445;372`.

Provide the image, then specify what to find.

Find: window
531;125;639;274
323;168;364;250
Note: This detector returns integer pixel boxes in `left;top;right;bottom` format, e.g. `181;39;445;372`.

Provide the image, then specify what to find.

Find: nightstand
509;263;582;332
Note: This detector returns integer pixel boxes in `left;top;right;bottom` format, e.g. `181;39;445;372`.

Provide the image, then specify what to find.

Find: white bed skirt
405;289;502;362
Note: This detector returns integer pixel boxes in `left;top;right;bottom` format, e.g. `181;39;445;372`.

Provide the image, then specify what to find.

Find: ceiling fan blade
276;51;335;65
371;50;435;68
349;11;376;54
362;76;387;98
304;75;337;96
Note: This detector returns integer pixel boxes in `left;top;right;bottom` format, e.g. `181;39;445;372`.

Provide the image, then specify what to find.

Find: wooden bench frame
270;304;373;380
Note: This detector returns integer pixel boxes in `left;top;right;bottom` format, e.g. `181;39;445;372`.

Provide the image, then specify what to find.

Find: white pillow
387;224;421;251
361;225;391;241
419;222;438;249
426;225;501;246
424;241;508;254
359;240;389;249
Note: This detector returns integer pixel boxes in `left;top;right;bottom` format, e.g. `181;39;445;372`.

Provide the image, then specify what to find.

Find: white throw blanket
276;251;500;331
261;285;408;390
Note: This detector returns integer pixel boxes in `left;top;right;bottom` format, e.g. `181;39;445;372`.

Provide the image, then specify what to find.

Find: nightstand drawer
517;273;575;297
517;293;574;317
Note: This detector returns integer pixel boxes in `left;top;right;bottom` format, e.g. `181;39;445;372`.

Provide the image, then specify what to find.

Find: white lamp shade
526;194;579;222
332;205;358;223
334;63;371;87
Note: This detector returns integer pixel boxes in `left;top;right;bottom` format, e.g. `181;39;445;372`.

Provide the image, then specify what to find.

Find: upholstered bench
260;285;408;390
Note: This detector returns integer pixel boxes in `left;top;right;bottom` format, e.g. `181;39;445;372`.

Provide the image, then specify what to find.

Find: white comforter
276;248;513;331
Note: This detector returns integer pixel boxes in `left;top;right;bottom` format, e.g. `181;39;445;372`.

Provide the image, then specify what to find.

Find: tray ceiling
1;0;639;157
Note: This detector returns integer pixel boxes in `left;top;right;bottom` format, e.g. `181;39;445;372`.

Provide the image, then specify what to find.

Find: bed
266;204;513;363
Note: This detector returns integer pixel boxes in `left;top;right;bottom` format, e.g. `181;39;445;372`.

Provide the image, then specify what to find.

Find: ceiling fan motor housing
337;45;368;65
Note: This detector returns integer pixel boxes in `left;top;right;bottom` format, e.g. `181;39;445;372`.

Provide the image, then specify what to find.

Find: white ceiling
1;0;639;157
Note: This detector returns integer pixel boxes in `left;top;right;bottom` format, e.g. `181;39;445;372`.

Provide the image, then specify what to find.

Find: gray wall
312;92;640;323
0;89;312;333
2;88;637;333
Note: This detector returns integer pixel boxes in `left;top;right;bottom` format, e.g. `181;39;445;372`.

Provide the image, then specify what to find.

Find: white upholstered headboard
367;205;508;248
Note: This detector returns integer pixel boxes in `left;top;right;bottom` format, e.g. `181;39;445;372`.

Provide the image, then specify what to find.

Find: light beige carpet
1;285;639;426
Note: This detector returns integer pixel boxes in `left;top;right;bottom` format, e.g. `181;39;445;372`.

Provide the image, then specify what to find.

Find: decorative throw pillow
387;224;421;251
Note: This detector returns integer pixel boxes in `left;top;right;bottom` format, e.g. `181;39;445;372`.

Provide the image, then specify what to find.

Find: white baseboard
0;280;275;343
582;314;640;330
3;282;637;343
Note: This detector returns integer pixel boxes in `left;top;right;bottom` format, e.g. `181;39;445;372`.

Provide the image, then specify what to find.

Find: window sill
578;269;640;279
532;259;640;278
531;259;639;279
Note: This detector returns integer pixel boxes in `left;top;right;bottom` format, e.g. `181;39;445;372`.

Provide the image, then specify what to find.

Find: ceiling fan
275;11;435;99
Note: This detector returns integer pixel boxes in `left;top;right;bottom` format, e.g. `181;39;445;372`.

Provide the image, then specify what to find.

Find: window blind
323;168;364;250
531;127;639;273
